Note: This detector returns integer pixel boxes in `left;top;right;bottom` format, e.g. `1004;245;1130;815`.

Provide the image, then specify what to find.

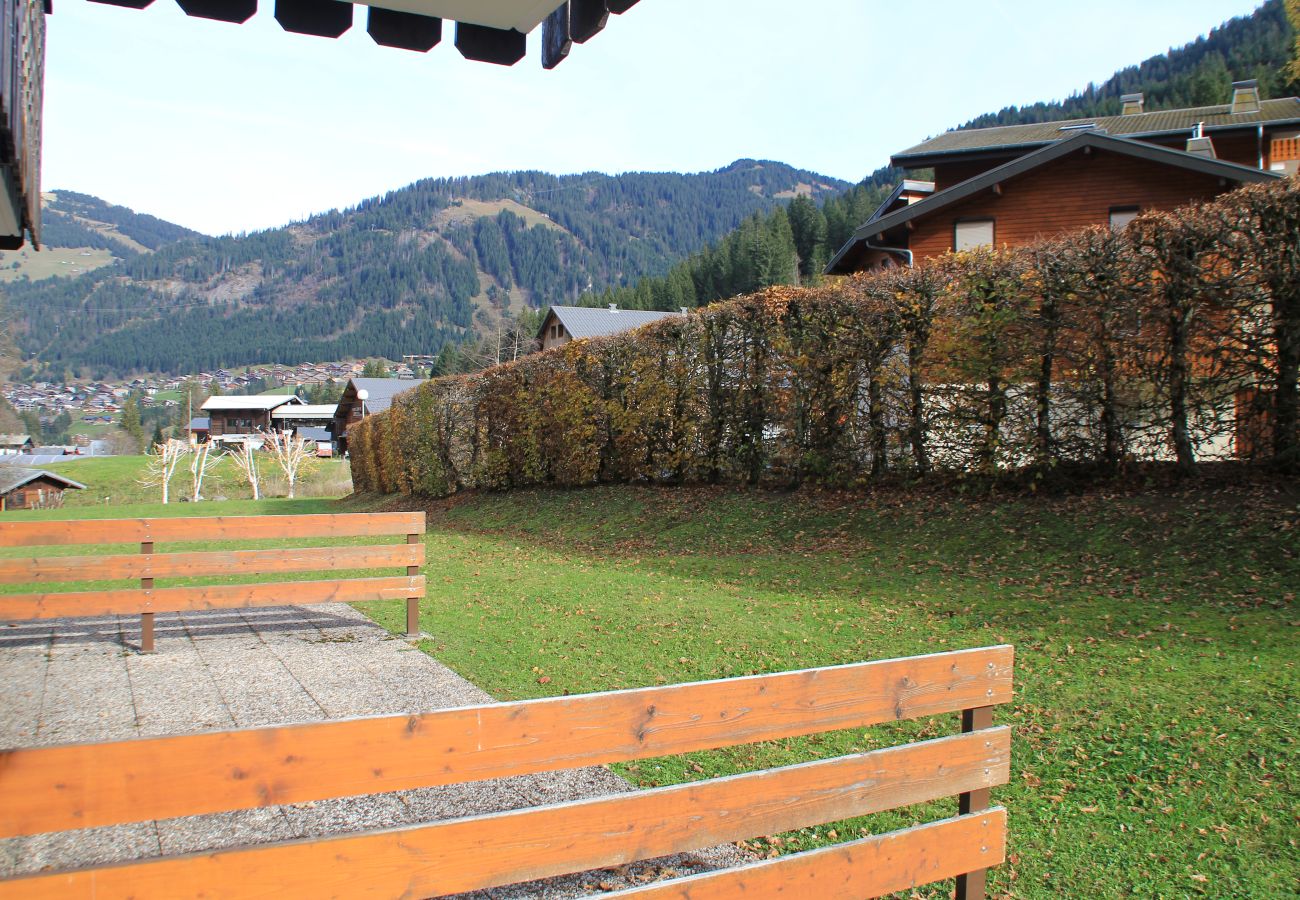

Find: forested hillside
589;0;1296;313
41;190;204;255
4;1;1292;378
1;162;845;377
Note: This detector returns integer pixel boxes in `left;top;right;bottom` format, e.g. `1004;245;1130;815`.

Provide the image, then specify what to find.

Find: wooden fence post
404;532;420;639
955;704;994;900
140;540;155;653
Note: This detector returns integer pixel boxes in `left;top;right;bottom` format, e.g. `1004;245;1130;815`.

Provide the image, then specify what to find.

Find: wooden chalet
0;435;34;456
537;305;686;351
0;467;84;510
827;82;1292;273
199;395;303;443
333;378;420;455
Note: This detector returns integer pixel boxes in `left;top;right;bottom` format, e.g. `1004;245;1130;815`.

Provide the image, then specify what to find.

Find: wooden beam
0;576;424;620
0;512;425;547
601;810;1008;899
570;0;608;43
0;544;424;584
541;2;571;70
455;22;525;65
0;732;1009;898
0;646;1012;837
367;7;441;52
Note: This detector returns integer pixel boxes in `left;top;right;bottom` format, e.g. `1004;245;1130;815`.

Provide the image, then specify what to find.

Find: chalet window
954;219;995;251
1109;206;1140;230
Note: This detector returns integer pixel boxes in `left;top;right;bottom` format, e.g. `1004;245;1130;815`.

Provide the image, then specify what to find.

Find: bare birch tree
140;439;189;504
263;430;316;499
188;441;222;501
229;440;262;501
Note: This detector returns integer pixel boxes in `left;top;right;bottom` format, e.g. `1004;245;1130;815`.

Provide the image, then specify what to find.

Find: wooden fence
0;512;426;649
0;644;1013;899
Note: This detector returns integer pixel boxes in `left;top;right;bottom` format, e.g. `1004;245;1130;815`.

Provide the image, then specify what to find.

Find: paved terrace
0;604;746;897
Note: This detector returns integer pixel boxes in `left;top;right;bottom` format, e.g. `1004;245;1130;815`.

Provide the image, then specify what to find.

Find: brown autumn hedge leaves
351;178;1300;496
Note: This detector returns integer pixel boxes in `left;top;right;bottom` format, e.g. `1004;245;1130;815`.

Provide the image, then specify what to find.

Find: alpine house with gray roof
827;81;1292;274
537;305;686;351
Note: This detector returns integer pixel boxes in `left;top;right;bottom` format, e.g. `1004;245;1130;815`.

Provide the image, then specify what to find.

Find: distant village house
537;305;687;351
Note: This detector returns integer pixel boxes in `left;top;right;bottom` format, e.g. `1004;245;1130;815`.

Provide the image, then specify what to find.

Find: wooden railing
0;644;1013;899
0;512;426;649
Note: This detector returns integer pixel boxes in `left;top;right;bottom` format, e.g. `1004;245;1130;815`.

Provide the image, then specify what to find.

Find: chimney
608;303;618;313
1121;92;1144;115
680;307;689;315
1231;79;1261;115
1185;122;1217;158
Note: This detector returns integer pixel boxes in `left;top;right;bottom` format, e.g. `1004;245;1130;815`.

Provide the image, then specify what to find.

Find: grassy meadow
352;480;1299;899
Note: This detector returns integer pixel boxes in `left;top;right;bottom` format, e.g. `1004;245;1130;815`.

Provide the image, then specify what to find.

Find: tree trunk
1273;293;1299;470
982;376;1005;475
867;369;887;479
1034;299;1058;468
1100;350;1122;469
1167;304;1196;473
907;344;930;473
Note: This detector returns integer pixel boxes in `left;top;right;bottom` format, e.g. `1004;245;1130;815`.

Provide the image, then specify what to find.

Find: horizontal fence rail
602;810;1008;900
0;645;1013;838
0;512;426;547
0;732;1010;899
0;543;425;584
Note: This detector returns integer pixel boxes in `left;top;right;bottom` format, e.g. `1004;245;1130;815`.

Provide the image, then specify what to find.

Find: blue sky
45;0;1266;235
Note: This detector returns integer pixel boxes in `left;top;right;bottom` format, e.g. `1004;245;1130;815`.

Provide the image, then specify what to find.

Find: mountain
1;162;847;378
0;191;204;287
590;0;1296;314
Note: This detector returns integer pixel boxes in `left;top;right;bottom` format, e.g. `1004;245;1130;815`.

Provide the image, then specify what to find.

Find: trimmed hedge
351;178;1300;495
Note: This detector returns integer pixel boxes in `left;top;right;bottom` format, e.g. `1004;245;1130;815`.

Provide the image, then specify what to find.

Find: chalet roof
91;0;639;69
827;131;1280;274
0;467;86;494
201;395;304;412
541;306;686;341
188;417;211;431
342;378;420;415
893;97;1300;165
271;404;338;419
0;434;33;446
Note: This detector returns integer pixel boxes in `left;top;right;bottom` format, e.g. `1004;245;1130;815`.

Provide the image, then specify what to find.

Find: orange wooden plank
0;544;424;584
0;512;425;548
0;731;1010;899
0;576;424;620
0;646;1012;838
603;809;1008;900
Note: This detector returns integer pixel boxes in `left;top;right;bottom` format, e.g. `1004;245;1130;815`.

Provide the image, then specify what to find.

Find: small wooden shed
0;467;86;511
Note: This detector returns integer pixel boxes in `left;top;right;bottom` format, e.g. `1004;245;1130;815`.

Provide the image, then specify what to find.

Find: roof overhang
827;131;1281;274
87;0;640;67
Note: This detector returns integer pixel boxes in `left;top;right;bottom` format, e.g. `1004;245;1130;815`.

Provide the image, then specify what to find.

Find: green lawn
350;482;1299;899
